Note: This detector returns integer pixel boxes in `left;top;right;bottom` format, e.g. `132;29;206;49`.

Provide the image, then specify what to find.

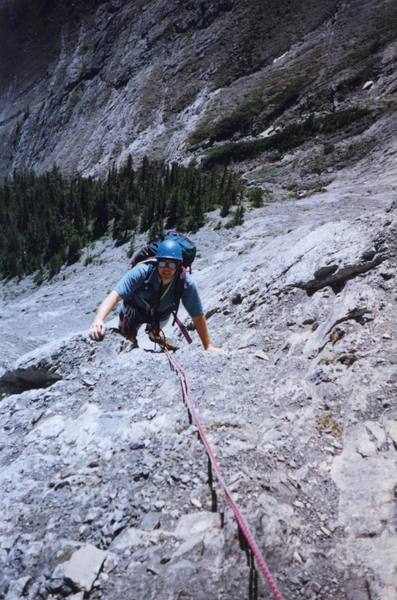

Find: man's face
158;260;179;283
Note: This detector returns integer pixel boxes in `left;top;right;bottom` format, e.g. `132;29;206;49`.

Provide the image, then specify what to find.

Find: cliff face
0;154;396;600
1;0;395;177
1;3;397;599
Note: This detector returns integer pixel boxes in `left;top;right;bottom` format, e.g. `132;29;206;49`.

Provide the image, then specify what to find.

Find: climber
89;239;217;351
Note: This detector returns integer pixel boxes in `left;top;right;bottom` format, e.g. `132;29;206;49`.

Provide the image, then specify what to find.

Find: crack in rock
0;366;62;396
313;308;373;357
296;256;385;296
324;308;372;335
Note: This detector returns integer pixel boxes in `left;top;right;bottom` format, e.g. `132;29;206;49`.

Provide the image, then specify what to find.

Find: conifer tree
148;219;164;242
67;234;82;265
49;254;62;278
165;194;179;229
0;156;243;280
93;190;109;238
126;232;136;259
247;187;264;208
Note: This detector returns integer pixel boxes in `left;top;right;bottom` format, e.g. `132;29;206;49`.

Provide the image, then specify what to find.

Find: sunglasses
158;260;179;270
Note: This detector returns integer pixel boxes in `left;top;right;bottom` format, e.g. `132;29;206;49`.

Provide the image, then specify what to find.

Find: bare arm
89;290;122;340
192;315;217;351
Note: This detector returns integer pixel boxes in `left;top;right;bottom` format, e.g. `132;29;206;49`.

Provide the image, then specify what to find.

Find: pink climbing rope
163;347;286;600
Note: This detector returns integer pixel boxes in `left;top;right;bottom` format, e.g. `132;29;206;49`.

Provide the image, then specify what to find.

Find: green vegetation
225;204;245;228
252;166;280;182
190;80;304;147
0;159;242;280
315;108;370;133
263;188;276;201
247;187;264;208
316;412;342;436
323;143;335;155
202;107;371;169
310;153;327;175
190;96;264;146
336;59;378;99
246;186;275;207
255;80;303;133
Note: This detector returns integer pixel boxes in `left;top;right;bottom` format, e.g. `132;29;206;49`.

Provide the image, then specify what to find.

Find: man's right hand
205;343;222;352
89;291;122;341
89;319;105;341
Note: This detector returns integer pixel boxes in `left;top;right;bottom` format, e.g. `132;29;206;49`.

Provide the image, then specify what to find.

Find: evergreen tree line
0;156;243;280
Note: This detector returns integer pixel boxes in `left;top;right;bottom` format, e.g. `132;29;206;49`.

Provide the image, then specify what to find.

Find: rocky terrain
1;138;397;598
1;0;397;598
1;0;396;178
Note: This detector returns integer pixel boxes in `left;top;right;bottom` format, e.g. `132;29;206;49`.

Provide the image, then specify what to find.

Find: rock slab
63;544;107;592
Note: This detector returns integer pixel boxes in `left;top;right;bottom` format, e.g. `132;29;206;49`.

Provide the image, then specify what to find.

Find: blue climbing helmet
128;232;196;270
155;239;183;262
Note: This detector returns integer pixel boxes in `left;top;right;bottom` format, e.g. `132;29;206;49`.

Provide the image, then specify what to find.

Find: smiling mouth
160;269;174;278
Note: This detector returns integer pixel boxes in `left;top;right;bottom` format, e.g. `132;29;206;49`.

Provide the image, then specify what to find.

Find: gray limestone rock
0;0;396;182
61;544;107;592
0;106;397;599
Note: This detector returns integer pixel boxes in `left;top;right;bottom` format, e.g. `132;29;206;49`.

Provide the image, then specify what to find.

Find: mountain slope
0;151;396;599
1;1;397;598
1;0;396;177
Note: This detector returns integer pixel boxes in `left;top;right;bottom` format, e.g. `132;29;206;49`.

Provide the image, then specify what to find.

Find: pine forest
0;157;243;280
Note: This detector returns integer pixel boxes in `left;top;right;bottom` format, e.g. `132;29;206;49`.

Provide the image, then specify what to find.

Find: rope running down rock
163;347;286;600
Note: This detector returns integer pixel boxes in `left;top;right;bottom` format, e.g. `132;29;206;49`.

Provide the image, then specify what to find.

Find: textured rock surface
61;544;107;592
1;0;396;176
0;145;396;597
1;1;397;598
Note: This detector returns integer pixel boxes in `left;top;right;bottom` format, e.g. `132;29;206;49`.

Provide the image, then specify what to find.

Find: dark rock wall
0;0;395;176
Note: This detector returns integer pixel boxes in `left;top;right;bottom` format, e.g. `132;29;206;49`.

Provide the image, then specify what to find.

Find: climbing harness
147;327;179;352
122;264;192;346
162;347;286;600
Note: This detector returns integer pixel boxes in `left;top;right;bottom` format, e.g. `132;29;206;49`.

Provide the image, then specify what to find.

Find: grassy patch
315;108;370;133
247;187;264;207
323;143;335;155
254;80;303;133
83;253;103;266
336;59;378;99
190;80;304;147
286;191;300;200
225;205;245;228
189;96;264;146
251;167;281;182
201;108;371;169
316;412;342;436
247;187;276;207
263;188;276;201
310;153;328;175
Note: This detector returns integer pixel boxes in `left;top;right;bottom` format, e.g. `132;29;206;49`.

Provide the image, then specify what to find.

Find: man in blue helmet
89;239;216;351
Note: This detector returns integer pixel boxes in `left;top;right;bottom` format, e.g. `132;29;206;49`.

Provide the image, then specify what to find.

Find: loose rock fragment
63;544;107;592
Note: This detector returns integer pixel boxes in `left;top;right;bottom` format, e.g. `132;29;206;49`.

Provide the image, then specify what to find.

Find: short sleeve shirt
115;263;203;322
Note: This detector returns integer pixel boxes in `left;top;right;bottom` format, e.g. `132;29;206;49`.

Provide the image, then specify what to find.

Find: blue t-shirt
115;263;204;323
